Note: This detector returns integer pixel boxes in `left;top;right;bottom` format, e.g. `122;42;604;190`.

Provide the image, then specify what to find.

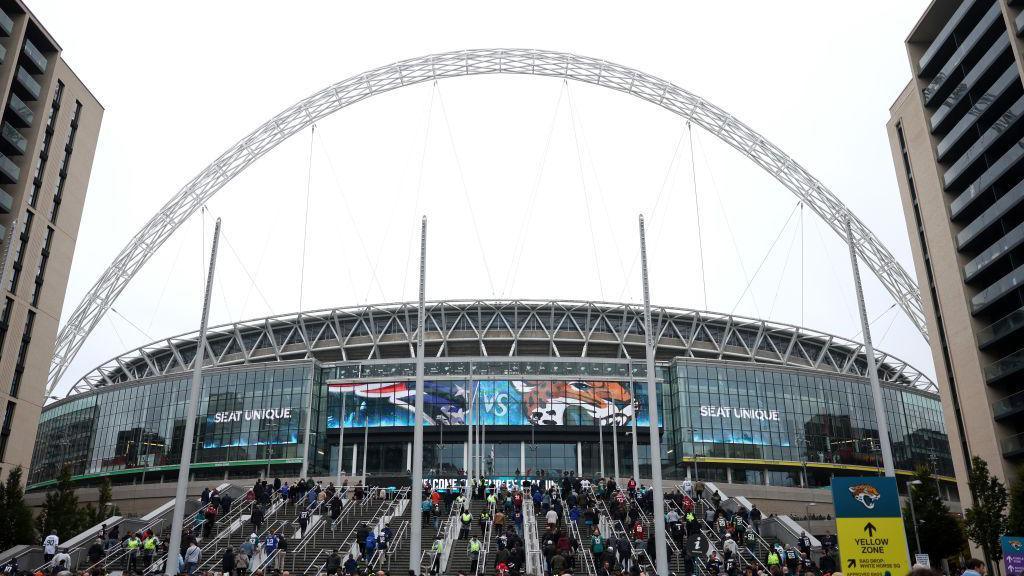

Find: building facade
29;301;957;501
887;0;1024;501
0;0;102;481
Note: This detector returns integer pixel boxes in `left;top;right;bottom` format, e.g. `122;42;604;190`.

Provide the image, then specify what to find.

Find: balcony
20;39;47;74
13;67;40;101
985;347;1024;383
0;188;11;214
994;389;1024;421
1003;432;1024;458
0;152;19;184
0;123;26;156
0;6;12;37
6;93;33;127
979;306;1024;349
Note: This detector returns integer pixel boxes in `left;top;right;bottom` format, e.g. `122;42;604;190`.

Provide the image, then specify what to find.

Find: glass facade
28;356;952;492
29;363;312;485
668;361;953;485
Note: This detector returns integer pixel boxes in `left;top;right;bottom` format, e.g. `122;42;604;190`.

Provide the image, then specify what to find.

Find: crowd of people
0;473;996;576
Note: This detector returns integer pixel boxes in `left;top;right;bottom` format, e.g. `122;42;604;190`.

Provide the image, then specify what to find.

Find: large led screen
326;380;655;428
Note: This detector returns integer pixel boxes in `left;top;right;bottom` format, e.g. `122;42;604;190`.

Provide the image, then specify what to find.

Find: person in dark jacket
87;539;105;565
222;547;236;576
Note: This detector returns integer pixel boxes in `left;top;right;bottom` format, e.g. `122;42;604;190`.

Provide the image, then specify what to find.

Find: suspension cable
146;220;189;331
566;82;606;300
401;82;438;304
298;124;316;313
315;130;388;302
767;206;803;319
688;122;708;310
435;82;497;297
692;129;761;317
616;124;687;300
565;82;628;287
111;306;153;341
504;81;567;297
729;202;801;315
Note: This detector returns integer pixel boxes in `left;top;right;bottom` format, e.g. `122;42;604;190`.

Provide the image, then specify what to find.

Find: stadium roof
64;299;937;398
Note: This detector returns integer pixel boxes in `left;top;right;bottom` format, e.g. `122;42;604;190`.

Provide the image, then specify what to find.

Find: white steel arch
46;49;928;396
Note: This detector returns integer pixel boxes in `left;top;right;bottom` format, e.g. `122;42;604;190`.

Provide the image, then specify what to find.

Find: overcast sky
31;0;936;395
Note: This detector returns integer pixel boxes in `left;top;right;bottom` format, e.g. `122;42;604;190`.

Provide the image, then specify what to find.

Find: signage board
1003;536;1024;576
914;554;930;568
831;476;910;576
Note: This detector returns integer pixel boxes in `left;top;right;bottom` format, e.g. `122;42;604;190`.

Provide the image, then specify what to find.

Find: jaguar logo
849;484;881;509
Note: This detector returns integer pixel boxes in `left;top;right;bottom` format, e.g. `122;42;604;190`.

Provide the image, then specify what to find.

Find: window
0;297;11;358
9;310;35;397
49;101;81;224
0;401;15;461
27;82;62;208
8;211;33;294
29;227;53;306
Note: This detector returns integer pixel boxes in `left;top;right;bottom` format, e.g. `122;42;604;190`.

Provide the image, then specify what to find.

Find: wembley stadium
27;299;956;501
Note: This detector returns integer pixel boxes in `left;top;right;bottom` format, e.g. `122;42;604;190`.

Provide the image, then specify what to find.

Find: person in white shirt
545;508;558;527
184;543;202;576
51;549;71;572
682;479;693;496
42;532;59;562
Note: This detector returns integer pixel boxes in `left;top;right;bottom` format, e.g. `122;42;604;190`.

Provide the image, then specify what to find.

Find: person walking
468;536;482;574
142;532;159;571
183;542;202;576
42;531;59;564
222;547;236;576
273;532;287;570
125;533;142;574
235;548;250;576
298;506;311;537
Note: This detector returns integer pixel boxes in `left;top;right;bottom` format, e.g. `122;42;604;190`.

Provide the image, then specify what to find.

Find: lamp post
907;480;923;556
805;501;816;521
336;391;346;488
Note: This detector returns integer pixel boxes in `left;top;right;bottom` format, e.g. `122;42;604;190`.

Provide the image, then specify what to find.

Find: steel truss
67;299;936;397
47;49;928;396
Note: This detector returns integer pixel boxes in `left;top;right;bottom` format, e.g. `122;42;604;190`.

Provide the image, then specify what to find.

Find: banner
1003;536;1024;576
831;476;910;576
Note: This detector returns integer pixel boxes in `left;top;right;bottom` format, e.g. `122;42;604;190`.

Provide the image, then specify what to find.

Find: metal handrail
569;518;597;576
440;487;470;573
302;548;330;576
474;501;495;576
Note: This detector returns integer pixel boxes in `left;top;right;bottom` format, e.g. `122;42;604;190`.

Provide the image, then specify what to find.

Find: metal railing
474;501;496;576
370;519;409;572
521;495;543;576
440;489;471;574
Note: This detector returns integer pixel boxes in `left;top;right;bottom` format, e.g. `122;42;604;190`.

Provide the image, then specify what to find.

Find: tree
964;456;1008;573
35;466;85;541
0;467;36;548
1009;464;1024;537
902;467;967;563
86;477;119;526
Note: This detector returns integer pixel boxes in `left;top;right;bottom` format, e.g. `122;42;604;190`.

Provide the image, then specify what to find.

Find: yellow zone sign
836;517;910;576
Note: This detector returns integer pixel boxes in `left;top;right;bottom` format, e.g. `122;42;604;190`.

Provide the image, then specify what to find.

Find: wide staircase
444;497;488;576
289;489;394;574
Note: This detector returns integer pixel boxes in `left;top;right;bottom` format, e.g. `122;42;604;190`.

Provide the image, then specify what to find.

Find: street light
907;480;923;556
805;501;816;522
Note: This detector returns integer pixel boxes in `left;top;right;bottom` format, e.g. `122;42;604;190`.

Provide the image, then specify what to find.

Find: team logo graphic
849;483;882;509
513;380;634;426
1008;539;1023;552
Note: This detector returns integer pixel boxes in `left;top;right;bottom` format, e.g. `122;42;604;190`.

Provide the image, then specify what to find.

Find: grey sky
30;1;934;394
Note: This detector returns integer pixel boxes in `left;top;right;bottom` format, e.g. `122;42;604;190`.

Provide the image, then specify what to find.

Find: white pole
639;214;669;576
599;417;605;478
165;217;221;576
844;215;895;477
410;216;428;573
629;374;640;482
362;412;369;480
336;392;346;488
613;416;620;483
465;383;474;498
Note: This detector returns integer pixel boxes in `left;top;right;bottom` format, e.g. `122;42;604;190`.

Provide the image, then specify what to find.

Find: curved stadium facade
28;300;956;497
